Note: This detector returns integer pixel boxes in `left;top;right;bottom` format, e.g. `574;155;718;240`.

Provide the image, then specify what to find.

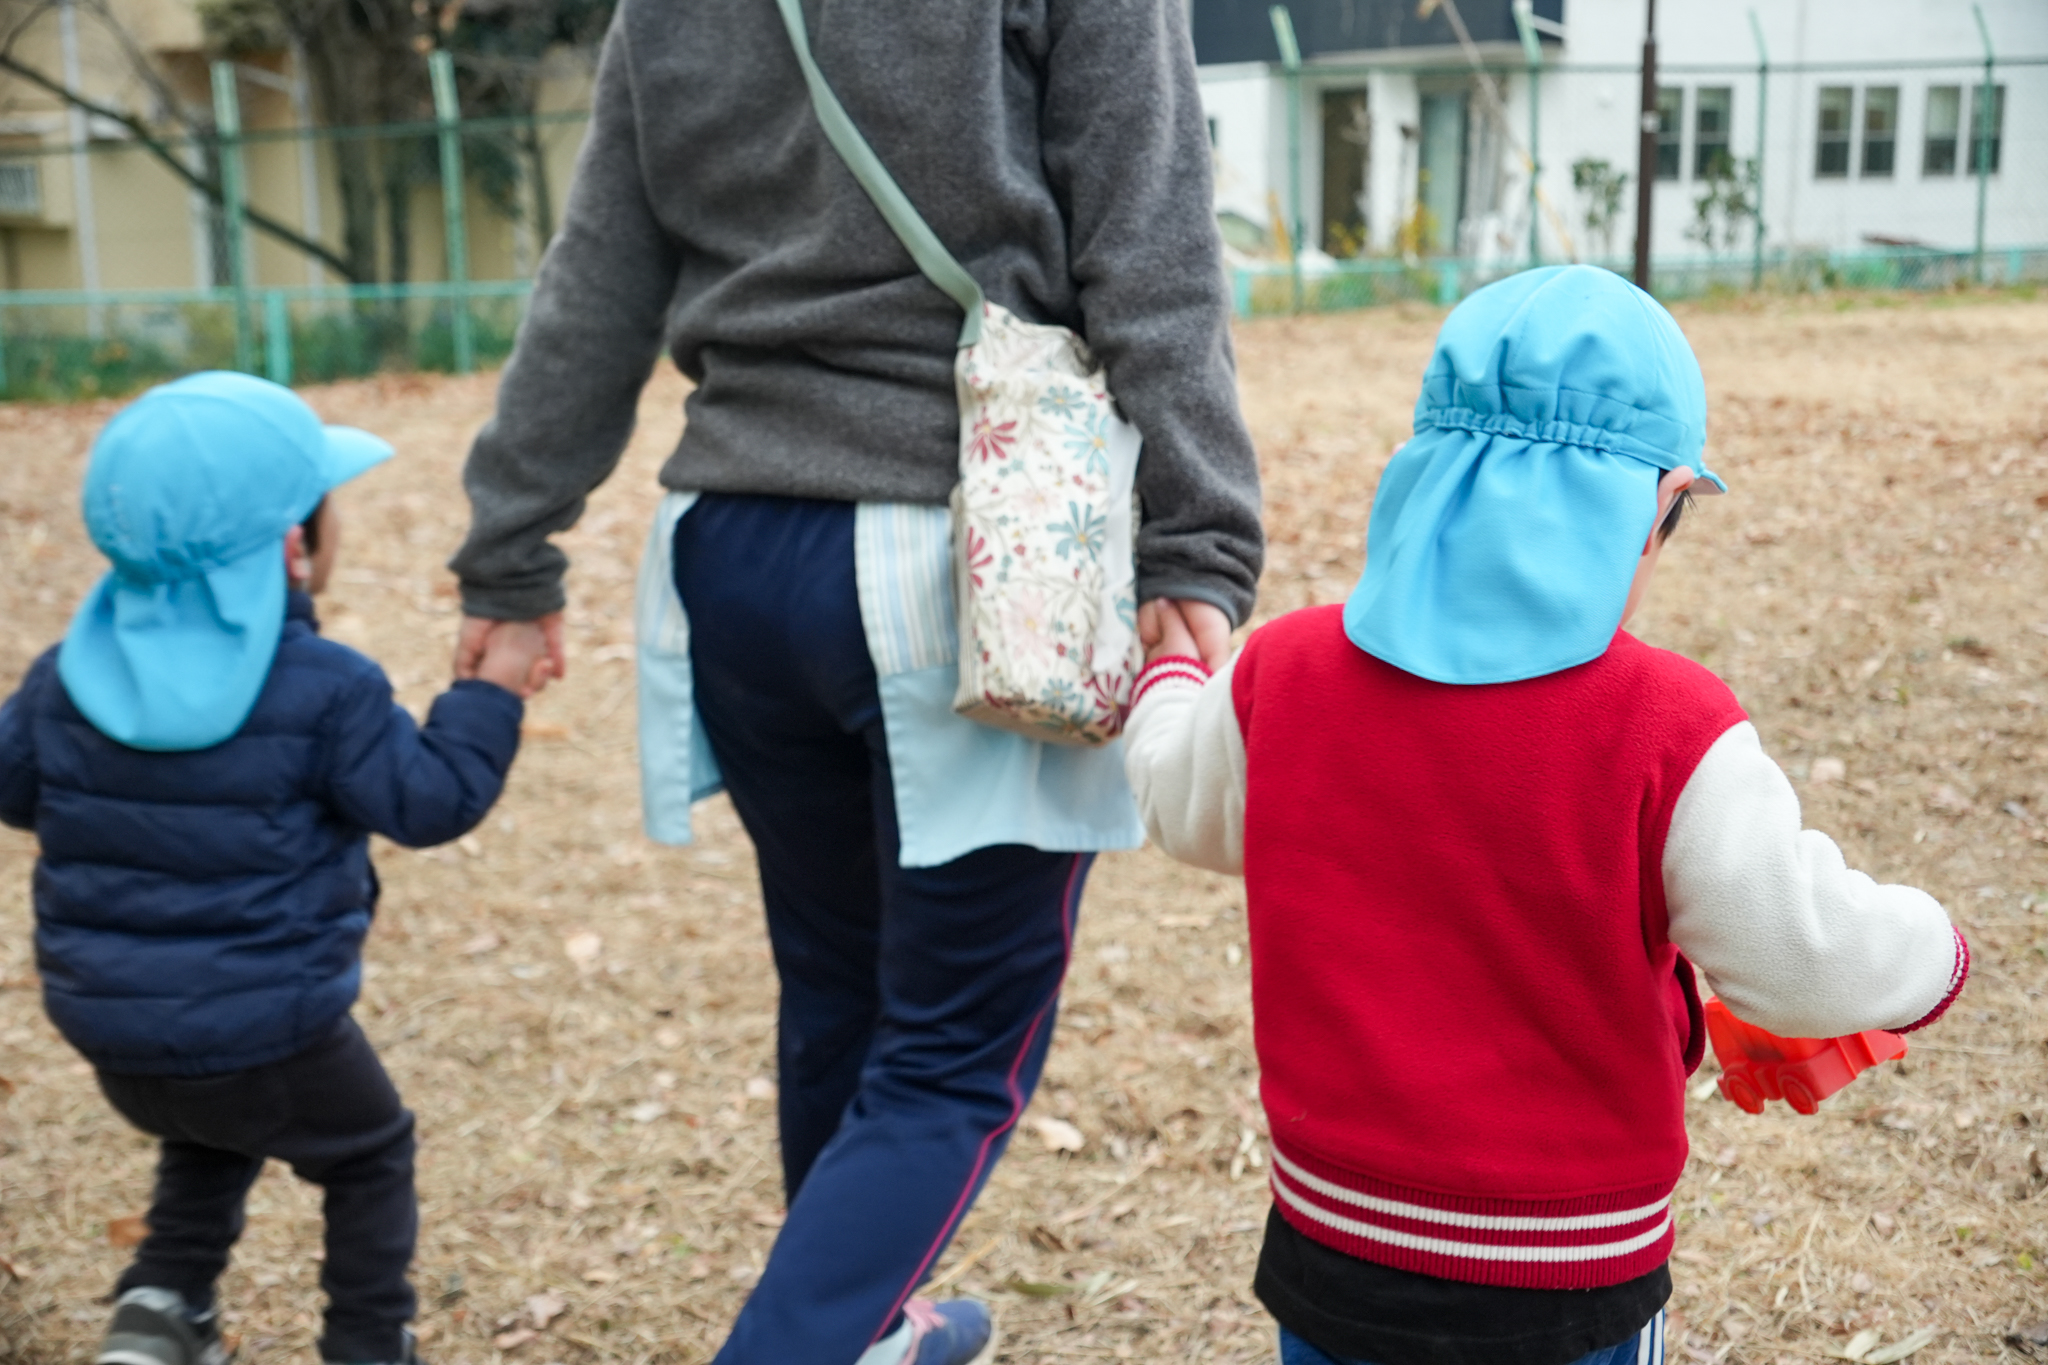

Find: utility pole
1269;5;1304;313
1971;4;1994;285
1513;0;1542;266
1632;0;1658;291
211;62;255;375
1748;10;1768;291
60;0;102;336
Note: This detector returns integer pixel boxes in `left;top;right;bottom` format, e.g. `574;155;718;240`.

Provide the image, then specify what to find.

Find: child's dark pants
96;1017;417;1363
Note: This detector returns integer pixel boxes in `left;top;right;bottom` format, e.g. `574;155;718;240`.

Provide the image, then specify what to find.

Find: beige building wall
0;0;596;299
89;146;202;290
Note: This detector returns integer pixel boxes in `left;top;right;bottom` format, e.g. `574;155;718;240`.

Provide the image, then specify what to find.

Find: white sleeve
1663;721;1966;1038
1122;656;1247;875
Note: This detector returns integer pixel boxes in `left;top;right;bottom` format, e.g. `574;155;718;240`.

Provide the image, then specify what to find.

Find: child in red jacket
1124;266;1965;1365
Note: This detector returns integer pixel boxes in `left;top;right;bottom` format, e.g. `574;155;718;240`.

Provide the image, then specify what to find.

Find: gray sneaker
97;1287;232;1365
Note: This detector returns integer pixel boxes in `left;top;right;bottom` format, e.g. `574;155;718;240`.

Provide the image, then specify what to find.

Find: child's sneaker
322;1328;424;1365
96;1287;231;1365
903;1299;996;1365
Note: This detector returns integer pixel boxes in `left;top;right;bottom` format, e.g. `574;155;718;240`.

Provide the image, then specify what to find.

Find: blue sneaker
904;1298;997;1365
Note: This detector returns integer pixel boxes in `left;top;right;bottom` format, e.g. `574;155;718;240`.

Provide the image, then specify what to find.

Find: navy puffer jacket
0;594;521;1076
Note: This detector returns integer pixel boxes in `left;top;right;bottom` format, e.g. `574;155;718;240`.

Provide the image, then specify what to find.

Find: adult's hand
1138;598;1234;673
454;613;568;688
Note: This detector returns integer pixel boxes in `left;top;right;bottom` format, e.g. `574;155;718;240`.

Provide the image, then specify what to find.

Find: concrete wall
1196;0;2048;262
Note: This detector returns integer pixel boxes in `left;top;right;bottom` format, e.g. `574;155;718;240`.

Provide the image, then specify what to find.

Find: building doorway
1417;90;1468;256
1320;87;1370;256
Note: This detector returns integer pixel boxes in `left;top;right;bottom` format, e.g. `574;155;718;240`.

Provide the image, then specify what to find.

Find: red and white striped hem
1898;928;1969;1034
1268;1139;1677;1290
1131;655;1209;709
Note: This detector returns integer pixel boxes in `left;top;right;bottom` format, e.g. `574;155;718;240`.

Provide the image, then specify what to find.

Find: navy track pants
673;493;1091;1364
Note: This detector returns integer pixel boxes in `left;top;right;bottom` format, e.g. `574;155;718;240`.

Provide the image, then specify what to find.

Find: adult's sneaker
322;1327;425;1365
904;1298;997;1365
96;1287;232;1365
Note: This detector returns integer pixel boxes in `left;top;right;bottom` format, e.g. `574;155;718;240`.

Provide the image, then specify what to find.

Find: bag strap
774;0;985;347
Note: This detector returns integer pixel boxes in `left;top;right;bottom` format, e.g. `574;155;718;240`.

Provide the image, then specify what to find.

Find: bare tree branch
0;47;361;282
0;1;61;60
76;0;191;129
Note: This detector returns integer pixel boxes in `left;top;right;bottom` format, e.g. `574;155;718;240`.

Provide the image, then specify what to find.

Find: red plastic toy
1703;997;1907;1115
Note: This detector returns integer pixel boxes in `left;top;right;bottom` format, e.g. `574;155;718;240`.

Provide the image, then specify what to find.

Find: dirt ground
3;291;2048;1365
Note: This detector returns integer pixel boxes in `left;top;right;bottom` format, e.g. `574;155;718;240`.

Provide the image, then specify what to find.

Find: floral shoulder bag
774;0;1143;746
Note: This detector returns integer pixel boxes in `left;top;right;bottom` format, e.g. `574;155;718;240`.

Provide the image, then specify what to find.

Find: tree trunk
282;0;430;286
523;115;555;247
382;138;412;286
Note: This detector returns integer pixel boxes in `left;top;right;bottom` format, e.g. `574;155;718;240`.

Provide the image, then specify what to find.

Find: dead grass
3;291;2048;1364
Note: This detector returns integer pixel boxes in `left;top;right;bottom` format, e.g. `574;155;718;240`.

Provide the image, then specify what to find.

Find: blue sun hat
1343;265;1724;685
57;372;393;751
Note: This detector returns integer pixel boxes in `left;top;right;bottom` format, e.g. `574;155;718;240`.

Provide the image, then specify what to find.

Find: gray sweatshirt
451;0;1264;624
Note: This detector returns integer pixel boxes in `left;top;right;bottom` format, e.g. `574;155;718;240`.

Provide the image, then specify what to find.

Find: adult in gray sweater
451;2;1262;1362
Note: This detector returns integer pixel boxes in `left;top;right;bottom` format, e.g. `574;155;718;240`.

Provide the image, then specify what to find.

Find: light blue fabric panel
854;503;957;674
876;668;1145;868
852;503;1142;869
635;491;722;845
631;496;1139;865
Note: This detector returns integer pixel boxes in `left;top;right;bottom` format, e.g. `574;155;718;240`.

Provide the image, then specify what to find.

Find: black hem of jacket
1253;1205;1671;1365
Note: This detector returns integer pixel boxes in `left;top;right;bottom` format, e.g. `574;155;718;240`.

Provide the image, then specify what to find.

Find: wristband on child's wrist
1132;654;1210;708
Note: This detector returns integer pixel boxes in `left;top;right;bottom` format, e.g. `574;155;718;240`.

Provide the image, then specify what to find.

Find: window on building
1694;86;1732;178
1967;83;2005;173
1861;86;1897;176
0;161;39;216
1655;86;1683;181
1320;89;1371;256
1815;86;1852;177
1923;85;1960;175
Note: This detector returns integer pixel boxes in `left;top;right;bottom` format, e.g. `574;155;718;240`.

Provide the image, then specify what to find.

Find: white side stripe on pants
1636;1309;1666;1365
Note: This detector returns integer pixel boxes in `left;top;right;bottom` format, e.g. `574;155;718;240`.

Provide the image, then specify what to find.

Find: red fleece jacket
1233;606;1746;1289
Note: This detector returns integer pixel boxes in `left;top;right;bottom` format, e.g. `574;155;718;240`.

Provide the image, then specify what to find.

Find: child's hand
1138;598;1200;665
473;621;554;698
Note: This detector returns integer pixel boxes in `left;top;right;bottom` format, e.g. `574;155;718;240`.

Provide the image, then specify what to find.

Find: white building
1195;0;2048;268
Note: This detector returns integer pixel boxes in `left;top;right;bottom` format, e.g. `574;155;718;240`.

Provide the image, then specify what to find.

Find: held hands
1139;598;1232;672
457;613;567;700
455;598;1226;698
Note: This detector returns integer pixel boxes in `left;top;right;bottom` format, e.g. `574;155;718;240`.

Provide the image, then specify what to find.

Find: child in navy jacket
0;373;547;1365
1124;268;1966;1365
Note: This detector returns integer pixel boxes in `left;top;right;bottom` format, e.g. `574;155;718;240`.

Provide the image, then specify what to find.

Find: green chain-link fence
0;39;2045;396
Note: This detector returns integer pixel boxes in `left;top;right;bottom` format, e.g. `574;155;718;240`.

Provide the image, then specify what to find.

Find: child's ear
1644;466;1698;555
283;526;312;589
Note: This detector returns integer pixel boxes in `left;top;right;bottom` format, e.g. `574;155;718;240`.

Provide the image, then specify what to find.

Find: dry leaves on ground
3;292;2048;1363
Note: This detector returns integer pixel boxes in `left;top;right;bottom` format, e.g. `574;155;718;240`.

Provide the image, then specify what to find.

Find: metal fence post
1268;6;1304;314
429;50;474;374
1748;10;1768;291
210;62;256;375
1971;4;1994;285
264;291;293;386
1632;0;1658;292
1514;1;1542;266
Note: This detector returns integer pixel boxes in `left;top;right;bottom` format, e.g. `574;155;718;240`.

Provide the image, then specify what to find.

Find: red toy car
1704;997;1907;1115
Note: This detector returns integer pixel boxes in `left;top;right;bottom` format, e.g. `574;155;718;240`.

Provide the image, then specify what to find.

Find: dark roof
1191;0;1565;65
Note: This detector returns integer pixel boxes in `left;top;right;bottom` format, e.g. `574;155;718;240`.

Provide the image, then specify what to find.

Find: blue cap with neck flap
1343;265;1724;686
